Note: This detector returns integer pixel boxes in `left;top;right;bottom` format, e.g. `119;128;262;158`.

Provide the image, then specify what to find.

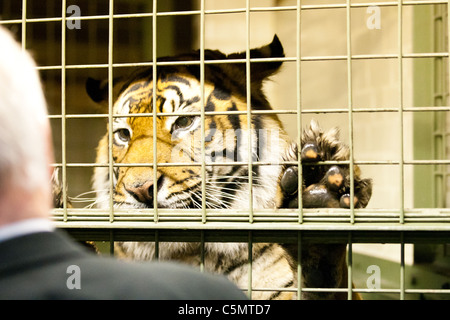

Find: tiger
85;35;373;300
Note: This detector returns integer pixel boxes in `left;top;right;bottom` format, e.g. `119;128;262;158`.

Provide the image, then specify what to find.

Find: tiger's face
90;35;292;211
111;75;256;210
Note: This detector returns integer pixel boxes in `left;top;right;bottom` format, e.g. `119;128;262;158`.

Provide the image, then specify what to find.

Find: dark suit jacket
0;230;247;300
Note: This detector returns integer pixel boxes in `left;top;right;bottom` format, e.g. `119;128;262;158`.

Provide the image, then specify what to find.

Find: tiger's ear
85;76;124;105
86;77;109;104
227;34;285;82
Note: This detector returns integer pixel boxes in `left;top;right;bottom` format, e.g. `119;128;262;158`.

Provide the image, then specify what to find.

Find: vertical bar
347;233;353;300
435;3;450;207
296;0;304;224
245;2;253;296
297;231;302;300
447;0;450;104
400;232;405;300
346;0;355;224
200;0;206;223
152;0;159;222
398;0;405;223
248;231;253;299
154;230;159;260
446;0;450;206
108;0;115;223
21;0;26;50
109;230;115;256
61;0;68;222
246;0;254;223
200;231;205;272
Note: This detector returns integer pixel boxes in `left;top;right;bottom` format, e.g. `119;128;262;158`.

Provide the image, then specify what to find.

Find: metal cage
1;0;450;300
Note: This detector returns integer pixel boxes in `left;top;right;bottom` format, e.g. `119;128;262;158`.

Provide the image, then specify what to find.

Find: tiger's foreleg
281;165;364;300
280;120;372;300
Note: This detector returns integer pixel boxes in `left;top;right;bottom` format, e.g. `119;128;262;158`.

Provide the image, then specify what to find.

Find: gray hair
0;26;50;191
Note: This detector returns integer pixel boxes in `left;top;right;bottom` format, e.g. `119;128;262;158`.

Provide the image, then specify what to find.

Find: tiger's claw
301;143;320;162
324;166;344;192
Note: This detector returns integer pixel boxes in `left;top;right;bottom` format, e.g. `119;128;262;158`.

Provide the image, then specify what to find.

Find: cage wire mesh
1;0;450;300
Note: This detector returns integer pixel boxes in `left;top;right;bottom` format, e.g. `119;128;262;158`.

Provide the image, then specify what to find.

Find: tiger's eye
115;128;131;143
174;116;193;130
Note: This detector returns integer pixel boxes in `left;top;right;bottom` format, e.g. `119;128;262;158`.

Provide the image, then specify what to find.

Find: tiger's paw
324;165;344;192
280;120;373;209
302;165;366;209
300;143;320;162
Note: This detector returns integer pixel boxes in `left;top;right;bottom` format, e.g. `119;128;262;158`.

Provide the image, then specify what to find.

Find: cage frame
2;0;450;300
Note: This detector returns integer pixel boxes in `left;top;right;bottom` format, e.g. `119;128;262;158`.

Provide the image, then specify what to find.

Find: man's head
0;26;53;224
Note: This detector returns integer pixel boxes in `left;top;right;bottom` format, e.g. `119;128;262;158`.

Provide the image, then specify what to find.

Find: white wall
201;0;418;264
201;0;415;211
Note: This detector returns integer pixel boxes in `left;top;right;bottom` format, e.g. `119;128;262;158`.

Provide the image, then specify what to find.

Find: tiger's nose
127;181;155;207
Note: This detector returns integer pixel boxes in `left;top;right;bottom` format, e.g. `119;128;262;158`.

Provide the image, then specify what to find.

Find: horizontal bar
47;106;450;122
227;286;450;294
59;227;450;244
54;217;450;224
49;159;450;168
51;160;348;168
36;52;449;72
353;288;450;294
1;0;447;26
59;210;450;219
51;207;450;223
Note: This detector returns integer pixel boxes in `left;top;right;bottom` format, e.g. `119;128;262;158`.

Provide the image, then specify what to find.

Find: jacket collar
0;218;54;244
0;230;86;275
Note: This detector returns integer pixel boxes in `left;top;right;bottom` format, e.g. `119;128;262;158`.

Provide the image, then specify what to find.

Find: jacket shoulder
0;231;246;300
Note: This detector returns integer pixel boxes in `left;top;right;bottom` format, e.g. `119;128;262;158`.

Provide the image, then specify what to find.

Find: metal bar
43;105;450;120
398;0;405;224
448;0;450;108
109;230;114;256
1;1;447;27
297;0;304;224
354;288;450;294
200;0;206;224
32;52;450;72
152;0;159;223
50;206;450;217
234;286;450;294
200;230;205;272
297;231;302;300
446;0;450;210
107;0;115;223
50;206;450;215
47;159;450;168
154;230;159;260
346;0;356;224
347;233;353;300
248;231;253;299
246;0;254;223
246;0;254;294
21;0;26;50
52;217;450;224
61;0;68;222
432;6;446;208
400;232;405;300
59;228;450;245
